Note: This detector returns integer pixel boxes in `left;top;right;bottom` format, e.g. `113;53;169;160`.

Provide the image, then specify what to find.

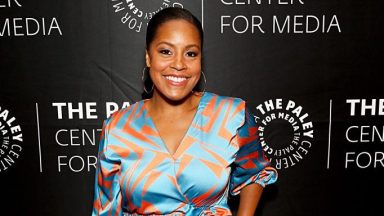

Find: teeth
165;76;187;82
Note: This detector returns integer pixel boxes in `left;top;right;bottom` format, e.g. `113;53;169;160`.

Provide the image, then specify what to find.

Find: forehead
152;19;201;46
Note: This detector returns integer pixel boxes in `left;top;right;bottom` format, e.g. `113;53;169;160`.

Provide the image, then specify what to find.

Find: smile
164;75;188;83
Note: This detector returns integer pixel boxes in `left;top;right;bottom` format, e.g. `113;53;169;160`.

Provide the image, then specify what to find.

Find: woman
92;7;277;216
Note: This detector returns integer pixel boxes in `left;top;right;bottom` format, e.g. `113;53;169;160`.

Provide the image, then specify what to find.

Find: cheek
150;57;171;71
190;61;202;74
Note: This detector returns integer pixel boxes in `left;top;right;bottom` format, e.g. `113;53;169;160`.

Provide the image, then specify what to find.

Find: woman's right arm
92;119;123;216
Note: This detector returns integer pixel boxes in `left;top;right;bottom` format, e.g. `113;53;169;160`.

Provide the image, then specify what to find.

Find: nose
171;53;187;71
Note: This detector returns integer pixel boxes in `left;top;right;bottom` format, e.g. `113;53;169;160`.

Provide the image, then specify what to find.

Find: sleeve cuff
230;167;278;196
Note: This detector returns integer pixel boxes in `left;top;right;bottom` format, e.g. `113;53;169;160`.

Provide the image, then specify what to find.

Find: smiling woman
92;7;277;216
145;18;202;101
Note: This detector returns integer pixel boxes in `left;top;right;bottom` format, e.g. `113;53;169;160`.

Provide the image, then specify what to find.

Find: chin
160;89;194;102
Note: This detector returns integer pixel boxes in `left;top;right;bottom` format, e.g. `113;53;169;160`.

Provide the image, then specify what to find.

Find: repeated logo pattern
0;106;23;173
92;92;277;216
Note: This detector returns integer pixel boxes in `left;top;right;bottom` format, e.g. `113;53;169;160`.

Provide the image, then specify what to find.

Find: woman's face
146;19;202;102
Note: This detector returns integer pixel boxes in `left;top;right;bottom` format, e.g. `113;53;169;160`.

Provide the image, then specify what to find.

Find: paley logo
254;99;314;169
0;106;23;173
110;0;184;33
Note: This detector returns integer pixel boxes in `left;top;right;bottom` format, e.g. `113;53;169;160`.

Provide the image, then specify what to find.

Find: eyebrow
155;41;201;49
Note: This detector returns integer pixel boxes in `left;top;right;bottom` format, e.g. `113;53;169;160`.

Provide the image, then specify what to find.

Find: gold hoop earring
142;67;154;94
192;71;207;94
200;70;207;93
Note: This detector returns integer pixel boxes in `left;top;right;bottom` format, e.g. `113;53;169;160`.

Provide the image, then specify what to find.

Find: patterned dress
92;92;277;216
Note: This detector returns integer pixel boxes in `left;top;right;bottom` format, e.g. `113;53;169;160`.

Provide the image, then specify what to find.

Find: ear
145;50;151;67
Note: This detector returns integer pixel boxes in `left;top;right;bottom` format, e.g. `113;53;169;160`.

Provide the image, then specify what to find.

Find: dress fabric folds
92;91;277;216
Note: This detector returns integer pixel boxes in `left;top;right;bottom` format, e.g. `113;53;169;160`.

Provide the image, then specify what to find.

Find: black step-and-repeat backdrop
1;0;383;215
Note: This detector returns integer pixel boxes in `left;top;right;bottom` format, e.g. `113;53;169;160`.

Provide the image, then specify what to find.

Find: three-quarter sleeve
230;107;278;196
92;119;123;216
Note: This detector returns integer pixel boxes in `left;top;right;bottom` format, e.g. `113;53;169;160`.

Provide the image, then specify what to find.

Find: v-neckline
142;92;206;158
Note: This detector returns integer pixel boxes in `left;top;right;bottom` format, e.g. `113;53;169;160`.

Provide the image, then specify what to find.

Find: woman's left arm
229;103;277;215
237;183;263;216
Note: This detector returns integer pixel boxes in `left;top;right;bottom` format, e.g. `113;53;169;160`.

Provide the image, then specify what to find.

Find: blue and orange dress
92;92;277;216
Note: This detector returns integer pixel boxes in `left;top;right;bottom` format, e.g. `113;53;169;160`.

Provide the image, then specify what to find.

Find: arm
229;105;277;215
92;119;123;216
237;183;263;216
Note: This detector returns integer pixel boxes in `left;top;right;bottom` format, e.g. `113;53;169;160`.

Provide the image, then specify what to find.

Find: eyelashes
159;49;172;55
158;49;199;58
186;51;198;57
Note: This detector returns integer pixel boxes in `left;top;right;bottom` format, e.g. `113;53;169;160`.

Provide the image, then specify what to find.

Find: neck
148;91;199;115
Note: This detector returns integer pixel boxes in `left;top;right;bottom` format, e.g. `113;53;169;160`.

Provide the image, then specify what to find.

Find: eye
159;49;172;55
186;51;198;57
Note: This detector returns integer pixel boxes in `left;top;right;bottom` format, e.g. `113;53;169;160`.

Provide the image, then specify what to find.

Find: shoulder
202;91;246;111
102;100;146;130
202;92;247;127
